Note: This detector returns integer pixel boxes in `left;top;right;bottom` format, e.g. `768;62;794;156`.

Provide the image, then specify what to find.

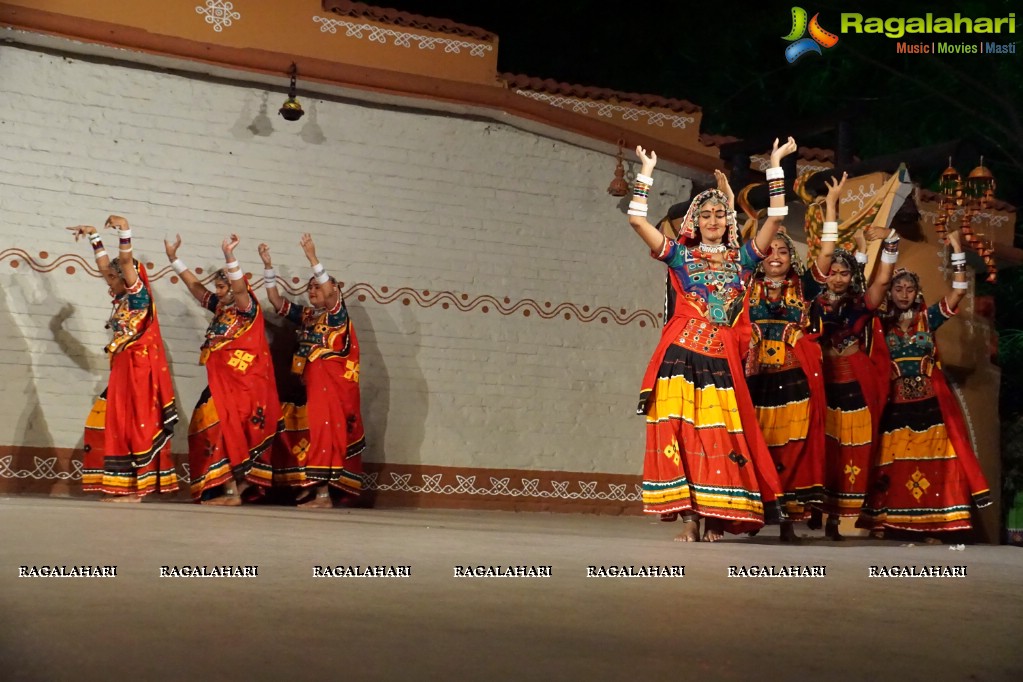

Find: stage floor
1;496;1021;681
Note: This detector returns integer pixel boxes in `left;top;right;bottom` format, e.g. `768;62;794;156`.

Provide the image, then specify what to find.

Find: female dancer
258;234;366;508
858;231;992;538
69;216;178;500
164;234;282;505
742;173;846;541
815;226;899;538
629;138;797;542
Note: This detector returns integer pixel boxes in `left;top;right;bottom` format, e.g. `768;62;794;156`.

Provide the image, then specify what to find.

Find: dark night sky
382;1;1023;206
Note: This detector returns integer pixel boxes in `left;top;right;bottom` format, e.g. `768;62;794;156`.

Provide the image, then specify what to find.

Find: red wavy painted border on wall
1;249;660;327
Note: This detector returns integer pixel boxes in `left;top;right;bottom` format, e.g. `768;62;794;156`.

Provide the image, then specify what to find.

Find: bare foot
780;521;801;543
825;516;845;541
702;517;725;542
923;536;942;545
101;494;141;503
201;494;241;507
673;518;700;542
298;488;333;509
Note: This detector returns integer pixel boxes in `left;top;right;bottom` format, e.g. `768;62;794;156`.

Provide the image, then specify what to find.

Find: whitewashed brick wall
0;44;694;475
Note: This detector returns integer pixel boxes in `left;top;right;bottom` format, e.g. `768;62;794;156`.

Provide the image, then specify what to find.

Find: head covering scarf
878;268;925;321
676;189;739;249
754;231;804;279
827;249;867;297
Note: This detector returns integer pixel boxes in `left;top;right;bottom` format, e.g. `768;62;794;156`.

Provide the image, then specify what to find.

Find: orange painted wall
2;0;499;84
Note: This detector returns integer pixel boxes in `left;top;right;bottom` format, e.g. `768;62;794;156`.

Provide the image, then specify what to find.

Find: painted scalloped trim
1;249;658;327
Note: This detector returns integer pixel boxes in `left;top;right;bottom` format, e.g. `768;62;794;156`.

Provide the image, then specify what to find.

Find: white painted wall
0;44;694;475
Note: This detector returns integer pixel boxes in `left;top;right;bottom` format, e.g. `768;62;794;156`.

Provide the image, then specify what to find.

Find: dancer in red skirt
740;173;847;541
164;233;282;505
628;138;797;542
259;234;365;508
858;230;992;539
814;228;899;539
69;216;178;501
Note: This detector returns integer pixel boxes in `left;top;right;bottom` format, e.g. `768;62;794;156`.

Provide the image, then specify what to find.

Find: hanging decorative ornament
967;156;996;209
279;63;305;122
933;158;960;242
607;138;629;197
936;156;999;283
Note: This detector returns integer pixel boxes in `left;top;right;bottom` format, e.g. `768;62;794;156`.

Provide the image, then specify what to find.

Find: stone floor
1;496;1021;681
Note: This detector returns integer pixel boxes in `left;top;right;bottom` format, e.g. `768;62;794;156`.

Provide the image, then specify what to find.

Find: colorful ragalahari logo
783;7;839;62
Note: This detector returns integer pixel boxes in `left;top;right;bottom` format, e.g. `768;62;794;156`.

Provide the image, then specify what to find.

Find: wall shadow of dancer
358;302;429;507
0;272;59;495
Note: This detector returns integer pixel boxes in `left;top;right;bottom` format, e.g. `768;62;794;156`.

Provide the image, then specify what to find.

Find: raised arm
715;168;735;212
944;230;969;310
67;224;112;275
626;146;667;253
754;137;799;256
164;234;210;303
816;172;847;275
866;228;900;309
221;234;251;311
853;228;868;267
105;215;138;289
258;242;285;313
300;233;322;269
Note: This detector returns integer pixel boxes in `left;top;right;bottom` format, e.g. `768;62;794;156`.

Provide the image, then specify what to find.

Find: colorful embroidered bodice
884;301;954;379
280;296;352;363
106;278;151;355
199;290;255;349
748;270;821;368
658;240;762;324
817;293;872;353
200;291;257;359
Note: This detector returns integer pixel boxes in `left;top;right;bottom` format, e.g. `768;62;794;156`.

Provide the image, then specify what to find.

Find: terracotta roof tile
799;146;835;162
699;135;836;164
699;133;740;147
501;73;701;114
321;1;496;41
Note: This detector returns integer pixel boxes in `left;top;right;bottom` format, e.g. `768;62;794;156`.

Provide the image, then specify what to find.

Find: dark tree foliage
389;0;1022;203
389;0;1023;504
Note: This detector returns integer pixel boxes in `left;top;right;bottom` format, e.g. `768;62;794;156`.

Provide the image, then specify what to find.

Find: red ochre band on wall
0;446;644;514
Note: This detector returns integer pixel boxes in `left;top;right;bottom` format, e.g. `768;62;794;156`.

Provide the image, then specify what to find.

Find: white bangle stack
171;258;188;275
627;200;649;217
264;268;277;289
822;221;838;243
765;167;784;180
767;206;789;217
227;268;244;281
635;173;654;186
855;251;869;264
117;228;132;252
312;262;329;285
952;280;969;290
950;252;966;264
